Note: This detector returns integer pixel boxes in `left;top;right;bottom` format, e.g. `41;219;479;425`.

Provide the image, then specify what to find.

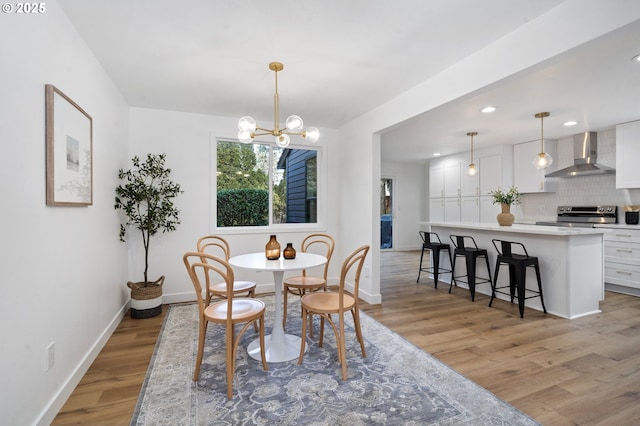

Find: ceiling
57;1;640;163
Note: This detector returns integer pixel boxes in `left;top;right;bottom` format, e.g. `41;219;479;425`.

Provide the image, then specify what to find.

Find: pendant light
467;131;477;176
533;112;553;169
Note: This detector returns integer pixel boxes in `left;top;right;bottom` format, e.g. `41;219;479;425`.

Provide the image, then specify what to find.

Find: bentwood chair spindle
298;245;369;380
283;233;335;335
183;252;267;399
196;235;257;305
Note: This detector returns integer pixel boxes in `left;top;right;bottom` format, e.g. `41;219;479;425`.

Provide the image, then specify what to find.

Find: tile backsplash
519;128;640;223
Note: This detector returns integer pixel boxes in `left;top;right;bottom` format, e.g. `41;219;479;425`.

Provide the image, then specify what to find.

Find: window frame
210;135;326;234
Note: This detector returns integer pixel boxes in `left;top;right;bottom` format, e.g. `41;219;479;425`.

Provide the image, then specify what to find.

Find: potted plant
115;153;182;318
489;186;521;226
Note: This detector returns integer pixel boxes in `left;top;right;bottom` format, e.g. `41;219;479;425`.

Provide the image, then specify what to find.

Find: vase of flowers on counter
489;186;522;226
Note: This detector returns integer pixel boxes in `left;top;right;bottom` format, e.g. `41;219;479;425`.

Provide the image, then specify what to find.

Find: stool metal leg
417;246;426;283
515;263;526;318
449;253;457;293
508;265;517;303
489;261;499;307
431;248;441;288
465;254;477;301
534;263;547;313
483;254;493;299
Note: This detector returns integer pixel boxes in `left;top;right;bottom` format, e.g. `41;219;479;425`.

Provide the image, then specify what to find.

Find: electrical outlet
364;266;370;278
46;342;55;371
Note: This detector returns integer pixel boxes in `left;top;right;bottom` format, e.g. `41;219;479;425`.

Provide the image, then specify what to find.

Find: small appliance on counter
623;205;640;225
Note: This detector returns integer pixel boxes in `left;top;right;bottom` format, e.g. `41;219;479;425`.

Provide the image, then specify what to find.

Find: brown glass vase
283;243;296;259
265;234;281;259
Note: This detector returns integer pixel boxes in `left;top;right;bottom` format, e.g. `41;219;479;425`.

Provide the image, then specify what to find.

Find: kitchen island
420;222;608;319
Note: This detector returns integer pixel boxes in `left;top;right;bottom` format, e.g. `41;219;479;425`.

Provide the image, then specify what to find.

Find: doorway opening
380;177;393;249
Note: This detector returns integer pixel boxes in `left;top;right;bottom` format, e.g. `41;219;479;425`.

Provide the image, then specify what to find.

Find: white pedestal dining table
228;252;327;363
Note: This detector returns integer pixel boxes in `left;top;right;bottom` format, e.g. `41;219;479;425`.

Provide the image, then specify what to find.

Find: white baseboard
35;303;129;426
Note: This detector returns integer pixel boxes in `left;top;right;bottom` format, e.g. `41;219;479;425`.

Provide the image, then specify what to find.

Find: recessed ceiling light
563;120;578;126
632;54;640;63
433;152;441;156
481;106;496;113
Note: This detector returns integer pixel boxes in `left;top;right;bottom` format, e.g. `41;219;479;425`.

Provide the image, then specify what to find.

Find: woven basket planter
128;275;164;319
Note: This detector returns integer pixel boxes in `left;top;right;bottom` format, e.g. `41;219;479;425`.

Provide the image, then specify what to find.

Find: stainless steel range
535;205;618;228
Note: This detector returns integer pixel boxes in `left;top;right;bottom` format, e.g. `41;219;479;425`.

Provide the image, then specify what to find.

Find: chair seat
284;275;326;289
209;280;256;295
301;291;355;314
205;298;266;323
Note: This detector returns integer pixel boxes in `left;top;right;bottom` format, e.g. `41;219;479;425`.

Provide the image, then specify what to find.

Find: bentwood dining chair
283;233;335;334
298;245;369;380
196;235;257;305
183;252;268;399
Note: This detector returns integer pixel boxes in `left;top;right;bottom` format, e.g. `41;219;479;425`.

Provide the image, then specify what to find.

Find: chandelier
238;62;319;148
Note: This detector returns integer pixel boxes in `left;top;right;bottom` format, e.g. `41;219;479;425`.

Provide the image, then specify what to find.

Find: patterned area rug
131;295;539;425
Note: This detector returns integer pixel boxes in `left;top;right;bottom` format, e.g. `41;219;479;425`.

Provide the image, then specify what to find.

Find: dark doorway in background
380;177;393;249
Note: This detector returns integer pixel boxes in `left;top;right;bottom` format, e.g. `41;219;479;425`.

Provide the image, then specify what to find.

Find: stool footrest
492;285;543;297
451;275;491;286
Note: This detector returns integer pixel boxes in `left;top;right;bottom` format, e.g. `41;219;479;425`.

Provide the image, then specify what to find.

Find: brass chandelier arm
252;128;306;137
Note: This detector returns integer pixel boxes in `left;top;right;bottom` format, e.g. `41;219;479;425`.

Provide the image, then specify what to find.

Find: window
214;139;320;228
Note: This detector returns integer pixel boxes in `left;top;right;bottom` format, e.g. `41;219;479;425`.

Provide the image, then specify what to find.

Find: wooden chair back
183;251;235;321
196;235;231;260
300;233;335;278
337;245;369;310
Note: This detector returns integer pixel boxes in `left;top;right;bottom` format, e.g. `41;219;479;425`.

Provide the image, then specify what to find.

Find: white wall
381;161;424;251
0;2;129;425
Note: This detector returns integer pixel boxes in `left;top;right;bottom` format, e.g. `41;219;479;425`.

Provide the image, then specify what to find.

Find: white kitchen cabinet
603;228;640;295
444;197;461;223
461;167;479;197
479;154;502;196
444;162;461;198
429;161;461;198
616;120;640;189
513;139;557;193
429;166;444;198
461;197;480;222
479;196;500;223
430;198;444;222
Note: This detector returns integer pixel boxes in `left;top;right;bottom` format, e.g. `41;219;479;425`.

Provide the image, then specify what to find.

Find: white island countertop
422;222;605;319
419;221;608;236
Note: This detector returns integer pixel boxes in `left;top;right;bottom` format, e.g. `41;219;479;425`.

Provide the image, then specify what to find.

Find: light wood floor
54;250;640;425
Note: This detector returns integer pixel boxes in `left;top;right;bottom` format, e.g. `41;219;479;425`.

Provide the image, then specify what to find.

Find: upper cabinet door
616;120;640;189
443;162;461;198
461;163;480;197
479;154;502;196
513;140;557;193
429;166;444;198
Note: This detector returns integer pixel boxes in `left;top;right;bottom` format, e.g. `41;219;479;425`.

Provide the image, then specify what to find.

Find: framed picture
45;84;93;206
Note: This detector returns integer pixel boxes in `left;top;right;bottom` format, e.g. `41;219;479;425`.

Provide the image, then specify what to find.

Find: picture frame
45;84;93;206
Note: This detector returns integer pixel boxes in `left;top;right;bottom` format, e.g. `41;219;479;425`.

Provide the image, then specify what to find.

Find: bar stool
449;235;492;301
489;239;547;318
417;231;453;288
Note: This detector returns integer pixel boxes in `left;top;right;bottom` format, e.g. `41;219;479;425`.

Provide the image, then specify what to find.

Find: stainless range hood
545;132;615;178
